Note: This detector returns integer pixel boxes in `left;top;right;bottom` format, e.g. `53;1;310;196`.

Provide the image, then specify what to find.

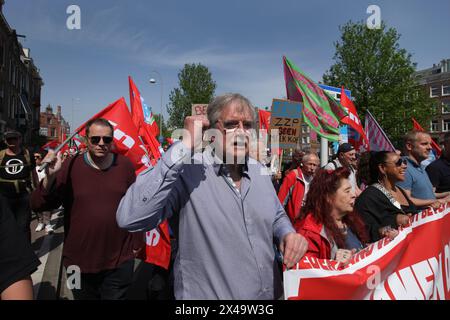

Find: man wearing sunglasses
31;118;143;300
117;93;308;300
397;131;450;210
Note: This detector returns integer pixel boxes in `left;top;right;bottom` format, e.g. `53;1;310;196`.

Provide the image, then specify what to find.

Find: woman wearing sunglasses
355;151;435;242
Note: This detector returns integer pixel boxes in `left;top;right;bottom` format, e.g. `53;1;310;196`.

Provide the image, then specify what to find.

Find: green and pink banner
283;56;347;142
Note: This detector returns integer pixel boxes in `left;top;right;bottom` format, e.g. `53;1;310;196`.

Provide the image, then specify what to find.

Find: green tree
153;113;170;139
167;63;216;128
323;21;436;146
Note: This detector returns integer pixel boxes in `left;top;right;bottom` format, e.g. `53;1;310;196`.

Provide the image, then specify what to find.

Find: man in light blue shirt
397;131;449;210
116;93;308;299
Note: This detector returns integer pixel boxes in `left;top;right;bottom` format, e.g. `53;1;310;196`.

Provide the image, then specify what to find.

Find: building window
431;120;439;132
443;120;450;132
442;101;450;114
302;125;310;134
302;136;310;144
51;128;56;137
443;85;450;96
430;86;440;97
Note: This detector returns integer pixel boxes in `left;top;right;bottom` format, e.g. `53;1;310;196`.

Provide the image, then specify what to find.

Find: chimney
57;105;61;120
0;1;4;13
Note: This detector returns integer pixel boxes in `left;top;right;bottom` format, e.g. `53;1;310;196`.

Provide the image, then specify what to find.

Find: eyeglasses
217;119;254;133
89;136;114;145
384;158;407;167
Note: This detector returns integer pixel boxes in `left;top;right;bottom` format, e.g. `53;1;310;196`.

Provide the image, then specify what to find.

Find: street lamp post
149;70;164;144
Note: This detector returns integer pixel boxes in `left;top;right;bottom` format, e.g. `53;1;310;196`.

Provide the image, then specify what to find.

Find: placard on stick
270;99;302;149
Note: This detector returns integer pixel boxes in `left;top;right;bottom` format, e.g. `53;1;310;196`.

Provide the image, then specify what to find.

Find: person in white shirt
33;152;54;234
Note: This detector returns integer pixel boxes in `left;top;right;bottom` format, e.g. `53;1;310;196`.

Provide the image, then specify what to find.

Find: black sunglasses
89;136;113;145
385;158;407;167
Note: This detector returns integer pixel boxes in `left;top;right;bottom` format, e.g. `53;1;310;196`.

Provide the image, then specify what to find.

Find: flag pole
320;137;328;167
38;129;83;172
138;136;152;161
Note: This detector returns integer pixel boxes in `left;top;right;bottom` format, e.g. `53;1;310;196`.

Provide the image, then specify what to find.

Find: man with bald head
397;131;450;210
278;151;320;225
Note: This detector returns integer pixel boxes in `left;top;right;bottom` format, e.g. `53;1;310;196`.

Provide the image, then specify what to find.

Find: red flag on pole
128;77;171;270
129;76;160;137
258;109;271;130
339;87;369;151
129;76;161;164
412;118;442;157
41;140;59;151
76;97;151;174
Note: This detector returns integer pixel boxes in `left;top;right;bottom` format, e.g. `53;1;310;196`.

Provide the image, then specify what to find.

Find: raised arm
116;115;209;232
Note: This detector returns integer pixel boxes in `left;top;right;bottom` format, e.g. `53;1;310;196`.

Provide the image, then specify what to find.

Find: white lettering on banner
146;229;160;246
108;120;136;149
369;281;391;300
285;204;450;300
427;256;445;300
349;112;361;125
114;128;135;148
411;260;434;299
381;249;449;300
392;267;425;299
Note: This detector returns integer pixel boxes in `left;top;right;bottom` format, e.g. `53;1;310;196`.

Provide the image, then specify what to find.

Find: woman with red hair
296;167;370;264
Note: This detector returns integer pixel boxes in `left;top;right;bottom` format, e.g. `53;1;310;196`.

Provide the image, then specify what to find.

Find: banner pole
38;129;83;172
320;137;328;167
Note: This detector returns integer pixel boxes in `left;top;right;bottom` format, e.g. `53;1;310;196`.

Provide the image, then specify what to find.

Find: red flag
339;87;369;151
143;220;171;269
129;76;159;136
412;118;442;157
129;76;161;164
128;78;171;270
41;140;59;151
76;97;151;174
258;109;271;130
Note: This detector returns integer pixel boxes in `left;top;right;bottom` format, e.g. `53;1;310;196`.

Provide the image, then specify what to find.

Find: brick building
0;0;44;144
415;59;450;144
39;105;70;143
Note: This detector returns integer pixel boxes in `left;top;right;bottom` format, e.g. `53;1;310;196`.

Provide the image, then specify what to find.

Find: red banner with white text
284;203;450;300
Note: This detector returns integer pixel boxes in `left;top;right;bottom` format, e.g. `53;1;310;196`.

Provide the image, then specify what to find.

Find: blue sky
4;0;450;129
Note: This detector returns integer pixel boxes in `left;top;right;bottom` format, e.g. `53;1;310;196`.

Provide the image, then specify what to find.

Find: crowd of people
1;93;449;300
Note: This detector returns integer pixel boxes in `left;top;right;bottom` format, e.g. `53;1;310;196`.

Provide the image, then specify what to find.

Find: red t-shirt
31;153;142;273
